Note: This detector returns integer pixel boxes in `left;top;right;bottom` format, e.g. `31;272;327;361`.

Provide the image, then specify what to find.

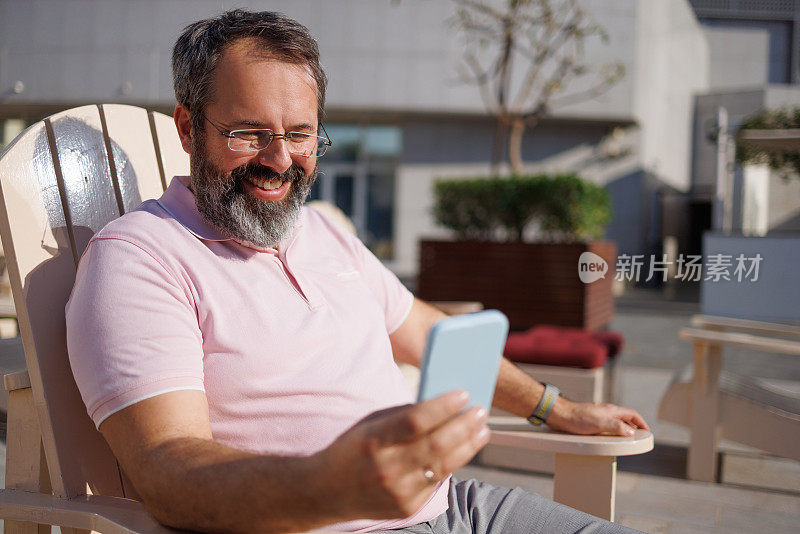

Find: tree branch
549;63;625;109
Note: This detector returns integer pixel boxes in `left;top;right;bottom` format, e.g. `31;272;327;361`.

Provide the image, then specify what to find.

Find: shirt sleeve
66;236;205;428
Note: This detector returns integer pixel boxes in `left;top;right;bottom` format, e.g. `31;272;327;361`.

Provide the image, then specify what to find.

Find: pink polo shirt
66;176;449;531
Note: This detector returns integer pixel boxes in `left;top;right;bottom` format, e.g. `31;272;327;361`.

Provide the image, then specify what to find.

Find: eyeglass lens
228;130;329;157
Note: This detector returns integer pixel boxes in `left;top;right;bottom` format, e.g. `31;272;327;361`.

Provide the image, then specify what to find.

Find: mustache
230;162;306;184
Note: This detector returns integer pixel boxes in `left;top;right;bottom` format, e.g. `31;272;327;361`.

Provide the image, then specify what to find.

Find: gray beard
190;148;316;249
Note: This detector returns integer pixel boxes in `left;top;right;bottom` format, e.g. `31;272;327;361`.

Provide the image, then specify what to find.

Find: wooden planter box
417;240;616;331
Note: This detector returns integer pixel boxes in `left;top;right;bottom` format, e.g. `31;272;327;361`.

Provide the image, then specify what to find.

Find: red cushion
504;330;607;369
525;326;624;358
504;325;625;368
592;330;624;357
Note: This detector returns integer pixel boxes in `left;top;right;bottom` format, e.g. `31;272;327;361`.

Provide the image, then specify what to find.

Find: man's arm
100;388;489;533
390;298;650;436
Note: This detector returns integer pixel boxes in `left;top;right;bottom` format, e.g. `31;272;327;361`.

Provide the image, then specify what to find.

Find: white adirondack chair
0;104;652;531
658;314;800;482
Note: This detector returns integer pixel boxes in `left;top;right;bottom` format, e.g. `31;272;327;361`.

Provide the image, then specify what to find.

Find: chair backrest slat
48;106;125;261
0;104;188;500
147;112;169;192
151;110;189;184
97;105;127;217
103;105;170;205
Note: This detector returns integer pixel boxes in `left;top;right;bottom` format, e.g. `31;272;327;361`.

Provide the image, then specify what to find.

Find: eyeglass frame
200;113;333;157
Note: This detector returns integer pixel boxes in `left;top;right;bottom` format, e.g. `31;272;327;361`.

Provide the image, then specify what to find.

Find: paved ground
1;289;798;532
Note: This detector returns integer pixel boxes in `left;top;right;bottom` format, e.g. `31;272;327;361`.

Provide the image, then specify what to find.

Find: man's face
190;40;319;248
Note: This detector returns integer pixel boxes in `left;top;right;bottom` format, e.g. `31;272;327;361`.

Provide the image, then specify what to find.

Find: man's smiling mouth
245;175;286;191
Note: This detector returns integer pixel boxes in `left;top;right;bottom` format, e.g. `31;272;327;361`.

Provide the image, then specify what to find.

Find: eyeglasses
202;114;333;157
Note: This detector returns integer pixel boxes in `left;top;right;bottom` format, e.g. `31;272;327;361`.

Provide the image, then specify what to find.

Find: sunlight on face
190;40;320;247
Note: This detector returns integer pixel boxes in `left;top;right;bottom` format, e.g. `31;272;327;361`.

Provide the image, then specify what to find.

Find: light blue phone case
416;310;509;411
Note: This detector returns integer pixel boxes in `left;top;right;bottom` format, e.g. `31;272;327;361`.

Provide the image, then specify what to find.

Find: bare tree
452;0;625;174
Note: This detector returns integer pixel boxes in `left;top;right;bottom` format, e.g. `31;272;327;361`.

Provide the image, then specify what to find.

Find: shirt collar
156;176;303;253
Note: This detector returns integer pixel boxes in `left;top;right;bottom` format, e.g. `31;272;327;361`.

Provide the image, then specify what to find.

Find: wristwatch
527;382;561;426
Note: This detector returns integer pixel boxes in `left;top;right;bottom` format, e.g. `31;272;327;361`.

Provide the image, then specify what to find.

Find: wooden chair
658;314;800;482
0;104;652;531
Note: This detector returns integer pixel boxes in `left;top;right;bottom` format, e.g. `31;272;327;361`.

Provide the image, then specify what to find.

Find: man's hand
391;299;650;440
317;390;489;519
546;397;650;436
490;358;650;437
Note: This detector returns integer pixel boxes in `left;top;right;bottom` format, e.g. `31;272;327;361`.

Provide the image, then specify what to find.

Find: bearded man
66;9;647;534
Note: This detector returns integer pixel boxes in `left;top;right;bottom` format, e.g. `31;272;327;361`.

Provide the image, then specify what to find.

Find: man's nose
257;137;293;174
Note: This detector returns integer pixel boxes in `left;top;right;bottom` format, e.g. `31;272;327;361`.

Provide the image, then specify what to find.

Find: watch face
527;415;544;426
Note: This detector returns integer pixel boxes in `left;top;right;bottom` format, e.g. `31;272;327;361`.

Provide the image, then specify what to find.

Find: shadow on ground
618;443;687;479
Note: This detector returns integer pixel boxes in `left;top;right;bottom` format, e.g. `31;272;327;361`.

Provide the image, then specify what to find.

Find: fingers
610;405;650;433
354;401;489;518
369;390;470;446
379;404;488;517
603;405;650;436
543;400;650;437
610;419;635;437
415;405;490;481
628;411;650;431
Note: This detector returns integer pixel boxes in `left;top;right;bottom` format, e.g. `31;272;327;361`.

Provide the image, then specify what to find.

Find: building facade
1;0;794;280
686;0;800;242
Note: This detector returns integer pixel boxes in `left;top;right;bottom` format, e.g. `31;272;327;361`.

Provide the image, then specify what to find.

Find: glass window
367;171;395;260
324;125;361;162
365;126;402;161
334;174;354;217
315;124;401;260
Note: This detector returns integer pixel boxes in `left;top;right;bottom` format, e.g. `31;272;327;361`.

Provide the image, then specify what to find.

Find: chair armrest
488;416;653;456
691;315;800;337
680;328;800;356
0;489;340;534
0;489;175;533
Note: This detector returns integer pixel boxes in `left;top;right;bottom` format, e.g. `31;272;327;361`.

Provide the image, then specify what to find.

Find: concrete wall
0;0;714;278
632;0;709;192
701;234;800;323
767;172;800;233
0;0;639;121
703;26;770;90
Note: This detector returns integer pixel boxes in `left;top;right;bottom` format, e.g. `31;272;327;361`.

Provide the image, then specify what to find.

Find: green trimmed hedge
432;174;611;242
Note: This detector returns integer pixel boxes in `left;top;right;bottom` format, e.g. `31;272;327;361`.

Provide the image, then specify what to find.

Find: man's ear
174;104;193;154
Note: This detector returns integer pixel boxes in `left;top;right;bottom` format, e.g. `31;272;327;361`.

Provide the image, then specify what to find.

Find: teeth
247;176;284;191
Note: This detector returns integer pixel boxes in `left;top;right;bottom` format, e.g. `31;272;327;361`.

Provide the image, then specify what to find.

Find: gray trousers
376;477;641;534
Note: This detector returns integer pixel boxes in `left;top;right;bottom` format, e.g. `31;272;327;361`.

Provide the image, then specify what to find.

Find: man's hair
172;9;327;133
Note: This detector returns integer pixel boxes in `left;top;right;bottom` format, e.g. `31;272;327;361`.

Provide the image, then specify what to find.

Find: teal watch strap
527;382;561;425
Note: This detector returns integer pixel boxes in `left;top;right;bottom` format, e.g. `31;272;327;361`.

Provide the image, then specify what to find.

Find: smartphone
417;309;509;411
